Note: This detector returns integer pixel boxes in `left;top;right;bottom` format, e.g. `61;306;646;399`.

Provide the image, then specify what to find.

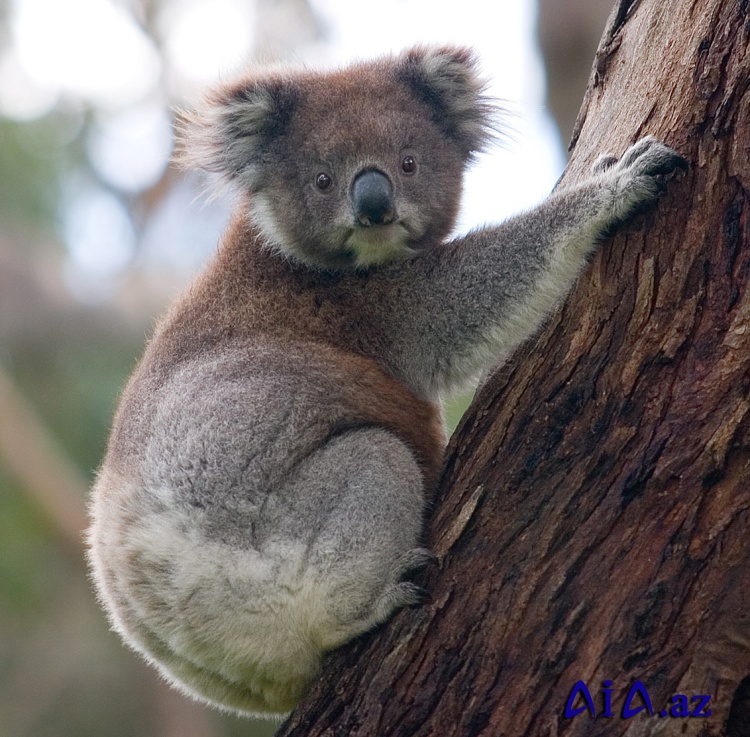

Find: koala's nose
352;169;395;227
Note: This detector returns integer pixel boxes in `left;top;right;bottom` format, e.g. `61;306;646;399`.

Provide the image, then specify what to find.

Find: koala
87;46;685;718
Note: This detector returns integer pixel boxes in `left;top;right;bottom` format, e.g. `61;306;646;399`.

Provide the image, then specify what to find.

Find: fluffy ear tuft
397;45;499;160
175;77;296;188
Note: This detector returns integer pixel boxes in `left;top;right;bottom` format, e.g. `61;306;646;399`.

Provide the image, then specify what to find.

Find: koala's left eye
315;172;333;191
401;155;417;175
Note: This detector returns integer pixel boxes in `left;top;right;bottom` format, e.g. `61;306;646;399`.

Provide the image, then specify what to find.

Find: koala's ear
177;77;297;187
397;46;497;160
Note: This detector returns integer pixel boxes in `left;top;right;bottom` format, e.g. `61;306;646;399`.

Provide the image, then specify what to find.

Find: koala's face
183;47;496;270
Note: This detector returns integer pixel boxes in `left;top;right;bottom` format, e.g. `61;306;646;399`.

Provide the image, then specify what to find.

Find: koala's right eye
401;155;417;175
315;172;333;191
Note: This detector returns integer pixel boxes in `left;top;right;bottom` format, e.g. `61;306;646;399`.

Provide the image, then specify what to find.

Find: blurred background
0;0;611;734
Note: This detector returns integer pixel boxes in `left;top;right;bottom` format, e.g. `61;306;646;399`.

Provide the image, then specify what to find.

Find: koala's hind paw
397;547;437;573
364;550;434;626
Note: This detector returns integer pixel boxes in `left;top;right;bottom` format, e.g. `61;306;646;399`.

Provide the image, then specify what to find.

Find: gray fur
88;46;685;718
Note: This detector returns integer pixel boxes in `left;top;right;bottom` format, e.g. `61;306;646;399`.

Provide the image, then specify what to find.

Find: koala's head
181;46;497;270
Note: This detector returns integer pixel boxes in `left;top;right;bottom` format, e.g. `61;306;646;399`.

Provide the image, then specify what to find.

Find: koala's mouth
345;222;414;268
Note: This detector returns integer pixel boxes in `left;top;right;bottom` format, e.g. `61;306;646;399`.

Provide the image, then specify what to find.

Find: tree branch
0;364;88;555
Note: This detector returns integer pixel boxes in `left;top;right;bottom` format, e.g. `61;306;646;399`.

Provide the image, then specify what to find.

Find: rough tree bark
276;1;750;735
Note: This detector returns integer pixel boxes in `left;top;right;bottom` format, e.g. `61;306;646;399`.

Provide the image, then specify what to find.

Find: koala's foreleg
372;137;686;397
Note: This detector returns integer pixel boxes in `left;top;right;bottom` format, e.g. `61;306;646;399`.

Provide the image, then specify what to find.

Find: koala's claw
382;581;428;610
397;547;437;573
612;136;688;178
410;586;431;606
592;154;618;175
399;582;430;607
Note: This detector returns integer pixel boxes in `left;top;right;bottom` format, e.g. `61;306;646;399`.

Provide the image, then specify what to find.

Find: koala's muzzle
352;170;395;227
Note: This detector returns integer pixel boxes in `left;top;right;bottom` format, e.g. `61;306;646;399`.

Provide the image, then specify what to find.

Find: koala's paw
597;136;687;223
396;547;437;572
373;548;434;614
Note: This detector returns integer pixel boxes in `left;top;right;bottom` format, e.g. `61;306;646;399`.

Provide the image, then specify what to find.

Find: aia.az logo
564;680;712;719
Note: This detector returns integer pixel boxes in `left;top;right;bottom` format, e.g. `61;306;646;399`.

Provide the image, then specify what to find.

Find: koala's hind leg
281;427;429;650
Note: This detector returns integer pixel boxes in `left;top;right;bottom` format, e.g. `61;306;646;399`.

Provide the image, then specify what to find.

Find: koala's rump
88;337;408;713
88;335;447;714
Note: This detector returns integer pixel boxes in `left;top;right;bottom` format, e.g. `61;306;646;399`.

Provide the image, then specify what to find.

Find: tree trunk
277;1;750;735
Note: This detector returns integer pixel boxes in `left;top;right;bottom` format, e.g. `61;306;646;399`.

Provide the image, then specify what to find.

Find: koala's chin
88;43;685;718
345;223;414;269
